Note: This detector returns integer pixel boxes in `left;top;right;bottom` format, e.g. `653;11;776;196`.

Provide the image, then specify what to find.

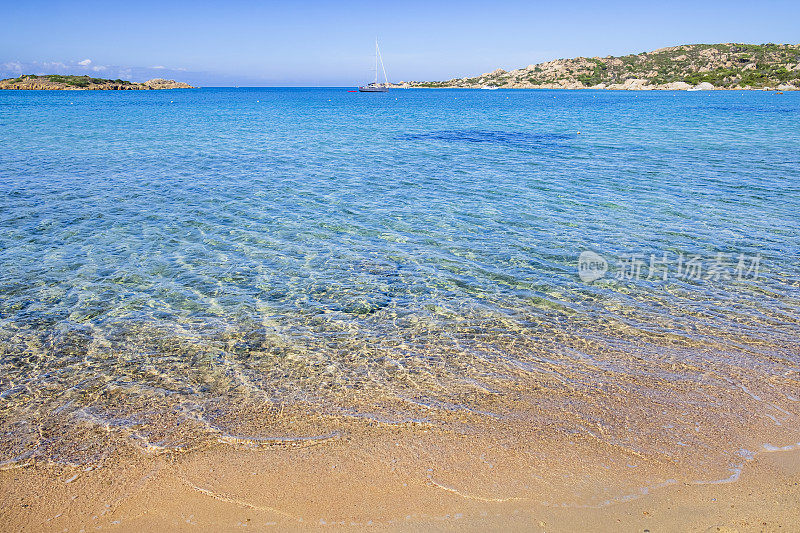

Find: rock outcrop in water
397;43;800;90
140;78;195;90
0;75;195;90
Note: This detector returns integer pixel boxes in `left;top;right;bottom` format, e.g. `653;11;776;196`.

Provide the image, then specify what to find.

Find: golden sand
2;420;798;532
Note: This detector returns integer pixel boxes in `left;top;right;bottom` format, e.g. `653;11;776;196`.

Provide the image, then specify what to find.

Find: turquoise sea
1;88;799;478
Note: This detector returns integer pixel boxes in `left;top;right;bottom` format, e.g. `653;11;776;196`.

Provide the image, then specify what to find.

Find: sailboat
359;39;389;92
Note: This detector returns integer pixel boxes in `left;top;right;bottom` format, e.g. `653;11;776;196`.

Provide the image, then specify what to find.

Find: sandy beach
2;417;799;531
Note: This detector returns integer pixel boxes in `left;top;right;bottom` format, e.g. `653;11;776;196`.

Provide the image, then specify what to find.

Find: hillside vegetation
400;43;800;90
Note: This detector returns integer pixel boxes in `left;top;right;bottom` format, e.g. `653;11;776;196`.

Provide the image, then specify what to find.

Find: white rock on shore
662;81;692;90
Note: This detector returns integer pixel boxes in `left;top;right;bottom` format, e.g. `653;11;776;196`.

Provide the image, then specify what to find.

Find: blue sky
2;0;798;85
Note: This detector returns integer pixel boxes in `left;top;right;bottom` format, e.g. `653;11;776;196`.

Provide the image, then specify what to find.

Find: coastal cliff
397;43;800;90
0;75;195;90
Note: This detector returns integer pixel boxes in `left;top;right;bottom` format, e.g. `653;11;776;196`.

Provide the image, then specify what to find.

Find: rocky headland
0;75;195;90
395;43;800;90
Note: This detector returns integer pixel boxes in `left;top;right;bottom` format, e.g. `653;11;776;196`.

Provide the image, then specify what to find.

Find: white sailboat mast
376;40;388;85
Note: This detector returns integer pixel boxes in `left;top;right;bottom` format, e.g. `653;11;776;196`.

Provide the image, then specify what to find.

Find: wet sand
2;421;798;532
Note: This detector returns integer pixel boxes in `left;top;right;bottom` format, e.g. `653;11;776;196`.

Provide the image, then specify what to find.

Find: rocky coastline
0;75;195;90
394;43;800;91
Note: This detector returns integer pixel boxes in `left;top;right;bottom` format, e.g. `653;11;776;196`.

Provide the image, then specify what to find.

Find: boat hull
358;86;388;92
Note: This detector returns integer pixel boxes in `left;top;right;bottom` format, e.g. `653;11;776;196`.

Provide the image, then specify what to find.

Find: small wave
217;431;340;447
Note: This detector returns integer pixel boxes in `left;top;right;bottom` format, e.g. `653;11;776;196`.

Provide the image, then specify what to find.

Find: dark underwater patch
398;130;574;147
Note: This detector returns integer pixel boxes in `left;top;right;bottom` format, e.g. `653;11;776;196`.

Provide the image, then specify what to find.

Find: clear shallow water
0;88;799;474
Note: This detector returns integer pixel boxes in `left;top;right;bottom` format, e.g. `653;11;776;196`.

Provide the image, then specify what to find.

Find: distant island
394;43;800;90
0;75;195;90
